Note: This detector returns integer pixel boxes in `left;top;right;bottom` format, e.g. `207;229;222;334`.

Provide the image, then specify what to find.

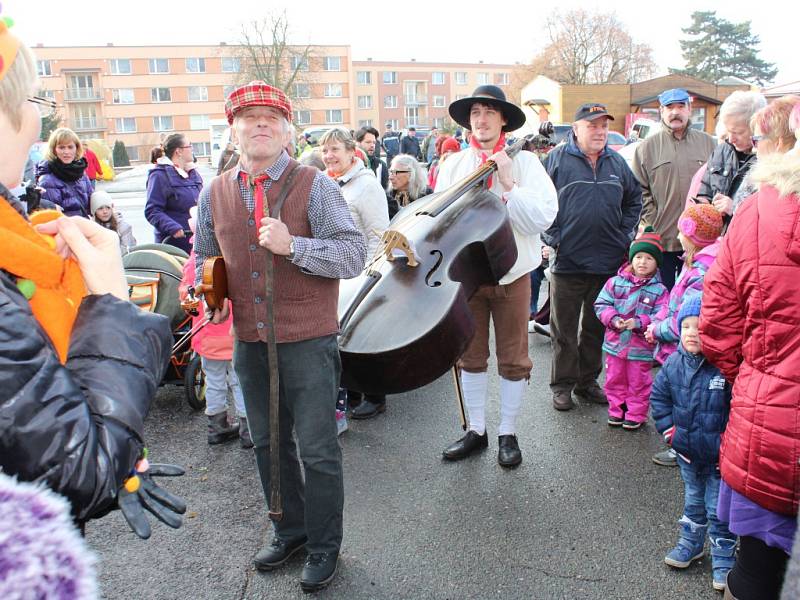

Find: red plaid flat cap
224;81;293;125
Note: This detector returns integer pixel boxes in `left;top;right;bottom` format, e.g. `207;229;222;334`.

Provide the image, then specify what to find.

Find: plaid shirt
194;151;366;284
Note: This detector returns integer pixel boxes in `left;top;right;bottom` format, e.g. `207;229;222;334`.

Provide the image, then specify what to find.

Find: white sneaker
336;410;348;436
527;320;536;333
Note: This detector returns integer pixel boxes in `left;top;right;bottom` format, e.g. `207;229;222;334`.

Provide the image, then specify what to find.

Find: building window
357;95;373;109
326;109;343;124
357;71;371;85
109;59;132;75
386;119;398;130
112;88;135;104
495;72;509;86
358;119;373;128
432;72;445;85
405;106;419;127
126;146;140;162
39;90;56;100
190;115;210;130
115;117;136;133
294;110;311;125
691;107;706;131
383;71;398;84
455;72;467;85
148;58;169;74
291;55;309;72
433;117;445;129
433;95;446;107
476;72;489;85
37;60;52;77
384;95;398;108
324;83;342;98
323;56;340;71
221;57;240;73
185;57;206;73
188;86;208;102
153;116;174;132
223;85;235;98
294;83;310;98
150;87;171;103
192;142;212;156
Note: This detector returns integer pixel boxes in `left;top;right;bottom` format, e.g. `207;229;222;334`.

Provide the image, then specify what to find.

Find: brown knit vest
210;160;339;343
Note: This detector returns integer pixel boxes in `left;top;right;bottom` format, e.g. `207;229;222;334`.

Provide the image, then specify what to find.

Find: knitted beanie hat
677;295;702;329
678;204;723;248
90;190;113;215
441;137;461;154
629;225;664;267
0;15;20;83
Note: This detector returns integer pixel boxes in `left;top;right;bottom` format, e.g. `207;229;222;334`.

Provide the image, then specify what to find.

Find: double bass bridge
371;229;419;268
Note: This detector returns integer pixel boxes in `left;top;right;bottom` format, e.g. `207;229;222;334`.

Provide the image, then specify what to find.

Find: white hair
720;90;767;124
389;154;428;200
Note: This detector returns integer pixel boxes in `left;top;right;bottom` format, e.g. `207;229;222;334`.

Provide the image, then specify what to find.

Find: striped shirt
194;151;366;284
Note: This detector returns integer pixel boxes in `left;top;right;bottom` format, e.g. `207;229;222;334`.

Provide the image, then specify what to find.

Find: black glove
119;458;187;539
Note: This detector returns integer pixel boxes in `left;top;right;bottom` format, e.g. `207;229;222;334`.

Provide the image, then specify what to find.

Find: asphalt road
85;330;716;600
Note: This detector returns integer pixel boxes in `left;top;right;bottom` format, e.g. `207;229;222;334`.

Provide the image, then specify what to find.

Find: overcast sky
10;0;799;85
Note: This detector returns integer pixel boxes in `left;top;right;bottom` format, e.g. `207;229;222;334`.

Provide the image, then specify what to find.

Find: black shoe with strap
442;430;488;461
300;551;339;593
253;536;307;571
350;397;386;420
497;435;522;468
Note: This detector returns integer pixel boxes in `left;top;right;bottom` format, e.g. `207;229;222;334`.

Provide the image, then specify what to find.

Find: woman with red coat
700;101;800;600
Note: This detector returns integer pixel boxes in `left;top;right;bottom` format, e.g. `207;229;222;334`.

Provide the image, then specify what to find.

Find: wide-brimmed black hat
448;85;526;132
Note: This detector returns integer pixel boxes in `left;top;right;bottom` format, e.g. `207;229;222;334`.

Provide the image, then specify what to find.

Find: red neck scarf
470;133;506;188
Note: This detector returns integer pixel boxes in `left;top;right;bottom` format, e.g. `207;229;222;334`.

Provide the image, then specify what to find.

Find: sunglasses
751;135;764;147
28;95;58;118
389;169;410;175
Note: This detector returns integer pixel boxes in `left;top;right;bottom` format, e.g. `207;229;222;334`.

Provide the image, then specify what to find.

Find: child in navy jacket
650;295;736;592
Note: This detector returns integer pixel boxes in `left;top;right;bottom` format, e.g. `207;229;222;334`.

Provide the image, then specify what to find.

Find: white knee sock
461;370;488;435
498;377;526;436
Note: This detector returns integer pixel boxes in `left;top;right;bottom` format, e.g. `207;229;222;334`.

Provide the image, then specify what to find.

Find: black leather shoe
350;398;386;420
442;430;488;461
498;435;522;468
300;551;338;593
253;536;307;571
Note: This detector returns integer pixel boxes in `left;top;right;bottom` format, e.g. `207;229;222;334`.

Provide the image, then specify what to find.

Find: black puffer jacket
697;141;756;200
0;236;171;523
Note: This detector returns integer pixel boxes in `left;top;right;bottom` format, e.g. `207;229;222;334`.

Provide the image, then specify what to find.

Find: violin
194;256;228;311
338;136;532;395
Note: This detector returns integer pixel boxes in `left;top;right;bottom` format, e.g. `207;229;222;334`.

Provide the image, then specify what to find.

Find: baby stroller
123;242;207;410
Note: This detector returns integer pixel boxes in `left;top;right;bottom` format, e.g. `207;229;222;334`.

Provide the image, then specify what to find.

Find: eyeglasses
28;95;58;118
751;135;764;147
389;169;410;175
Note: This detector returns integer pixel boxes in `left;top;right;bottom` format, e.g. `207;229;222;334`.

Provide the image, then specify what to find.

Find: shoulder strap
270;161;301;220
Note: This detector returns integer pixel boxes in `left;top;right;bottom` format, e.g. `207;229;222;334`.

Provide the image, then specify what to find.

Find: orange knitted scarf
0;201;87;362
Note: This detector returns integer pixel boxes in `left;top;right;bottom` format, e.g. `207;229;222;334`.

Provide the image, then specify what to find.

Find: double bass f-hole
425;250;444;288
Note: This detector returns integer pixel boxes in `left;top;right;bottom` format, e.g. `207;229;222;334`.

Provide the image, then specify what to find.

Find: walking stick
452;365;467;431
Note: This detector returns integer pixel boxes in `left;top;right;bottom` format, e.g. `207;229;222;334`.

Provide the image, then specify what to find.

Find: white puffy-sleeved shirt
434;147;558;285
337;160;390;261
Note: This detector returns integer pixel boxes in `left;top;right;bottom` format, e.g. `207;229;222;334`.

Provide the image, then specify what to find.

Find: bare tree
235;11;316;107
531;10;657;84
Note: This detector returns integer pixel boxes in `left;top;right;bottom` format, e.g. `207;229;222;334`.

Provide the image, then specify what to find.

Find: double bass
338;136;532;395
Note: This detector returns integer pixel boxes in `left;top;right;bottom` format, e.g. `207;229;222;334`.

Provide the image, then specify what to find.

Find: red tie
241;172;270;220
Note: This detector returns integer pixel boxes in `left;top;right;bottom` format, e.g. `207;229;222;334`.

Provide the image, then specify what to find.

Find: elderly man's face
661;101;691;133
723;114;754;153
469;103;506;146
572;116;610;155
234;106;291;163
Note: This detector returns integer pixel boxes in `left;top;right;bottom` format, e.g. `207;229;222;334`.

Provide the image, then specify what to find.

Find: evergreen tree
112;140;130;167
676;11;777;85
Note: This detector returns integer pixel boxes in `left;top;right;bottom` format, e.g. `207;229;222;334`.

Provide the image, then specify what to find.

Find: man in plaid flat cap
194;81;366;592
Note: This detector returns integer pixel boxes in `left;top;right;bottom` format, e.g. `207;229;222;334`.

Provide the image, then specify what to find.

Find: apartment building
33;43;352;163
351;59;526;131
32;43;523;163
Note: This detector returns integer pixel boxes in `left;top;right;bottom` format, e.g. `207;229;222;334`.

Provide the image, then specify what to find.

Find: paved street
85;331;715;600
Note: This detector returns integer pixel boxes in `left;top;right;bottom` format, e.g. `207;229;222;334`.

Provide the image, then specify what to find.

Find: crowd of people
3;11;800;596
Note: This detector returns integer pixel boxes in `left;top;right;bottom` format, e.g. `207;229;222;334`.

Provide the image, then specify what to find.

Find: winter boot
239;417;253;449
710;537;737;591
664;516;707;568
207;411;239;445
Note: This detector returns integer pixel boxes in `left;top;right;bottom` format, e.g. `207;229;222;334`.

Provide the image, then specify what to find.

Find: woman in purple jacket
145;133;202;253
36;127;93;217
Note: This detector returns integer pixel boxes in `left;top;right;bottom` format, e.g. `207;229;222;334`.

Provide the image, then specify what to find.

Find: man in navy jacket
543;103;642;411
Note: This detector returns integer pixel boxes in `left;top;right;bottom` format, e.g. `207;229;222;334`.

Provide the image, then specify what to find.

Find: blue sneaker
665;516;707;568
710;537;737;591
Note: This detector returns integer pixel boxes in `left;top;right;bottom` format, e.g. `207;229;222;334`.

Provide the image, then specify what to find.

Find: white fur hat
90;190;113;215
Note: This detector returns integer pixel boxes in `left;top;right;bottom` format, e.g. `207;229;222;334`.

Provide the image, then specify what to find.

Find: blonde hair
0;42;37;131
750;95;800;151
46;127;84;161
318;127;356;152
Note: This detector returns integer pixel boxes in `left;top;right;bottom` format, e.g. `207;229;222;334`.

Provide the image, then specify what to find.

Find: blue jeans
678;456;732;541
529;265;546;315
234;334;343;554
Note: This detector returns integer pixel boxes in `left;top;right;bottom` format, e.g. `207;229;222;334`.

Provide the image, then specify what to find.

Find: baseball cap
659;88;690;106
574;103;614;122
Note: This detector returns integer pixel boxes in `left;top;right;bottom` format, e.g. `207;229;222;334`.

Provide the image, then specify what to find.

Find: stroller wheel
184;354;206;411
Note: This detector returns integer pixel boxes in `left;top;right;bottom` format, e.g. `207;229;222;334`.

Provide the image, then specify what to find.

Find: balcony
404;94;428;106
65;87;103;102
71;118;106;132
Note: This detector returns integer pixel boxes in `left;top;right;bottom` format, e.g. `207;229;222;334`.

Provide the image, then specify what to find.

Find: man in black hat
542;103;642;412
435;85;558;468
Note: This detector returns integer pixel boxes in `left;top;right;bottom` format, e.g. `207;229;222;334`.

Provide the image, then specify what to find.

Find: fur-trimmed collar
750;151;800;198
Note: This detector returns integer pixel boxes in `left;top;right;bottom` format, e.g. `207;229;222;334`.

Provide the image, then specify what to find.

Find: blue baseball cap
659;88;690;106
